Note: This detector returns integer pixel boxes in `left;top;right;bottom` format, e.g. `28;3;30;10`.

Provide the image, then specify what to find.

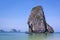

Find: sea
0;32;60;40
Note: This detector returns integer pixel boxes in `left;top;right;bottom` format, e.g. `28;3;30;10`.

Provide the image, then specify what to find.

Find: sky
0;0;60;32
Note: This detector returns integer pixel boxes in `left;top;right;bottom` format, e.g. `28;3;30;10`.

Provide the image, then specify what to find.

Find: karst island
27;6;54;33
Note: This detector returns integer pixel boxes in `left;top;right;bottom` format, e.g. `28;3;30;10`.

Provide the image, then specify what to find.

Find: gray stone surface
47;24;54;33
27;6;54;33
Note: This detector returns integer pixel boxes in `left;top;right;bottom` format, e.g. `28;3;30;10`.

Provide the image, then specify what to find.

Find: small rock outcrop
27;6;54;33
47;24;54;33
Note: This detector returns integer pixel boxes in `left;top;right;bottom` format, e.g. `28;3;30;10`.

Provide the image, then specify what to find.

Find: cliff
27;6;54;33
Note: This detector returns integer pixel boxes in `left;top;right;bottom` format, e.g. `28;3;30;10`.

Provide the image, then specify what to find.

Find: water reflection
27;33;54;40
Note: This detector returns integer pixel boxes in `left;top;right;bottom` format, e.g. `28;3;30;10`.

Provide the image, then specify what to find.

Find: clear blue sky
0;0;60;32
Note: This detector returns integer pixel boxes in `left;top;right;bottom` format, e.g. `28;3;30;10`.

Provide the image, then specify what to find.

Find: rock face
47;24;54;33
27;6;54;33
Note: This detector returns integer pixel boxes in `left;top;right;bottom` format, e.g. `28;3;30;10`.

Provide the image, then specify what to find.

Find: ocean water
0;32;60;40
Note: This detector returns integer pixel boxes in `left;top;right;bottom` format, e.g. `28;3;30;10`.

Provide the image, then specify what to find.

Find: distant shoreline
0;32;60;34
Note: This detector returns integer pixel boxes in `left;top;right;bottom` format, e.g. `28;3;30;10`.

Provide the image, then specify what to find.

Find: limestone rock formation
27;6;54;33
47;24;54;33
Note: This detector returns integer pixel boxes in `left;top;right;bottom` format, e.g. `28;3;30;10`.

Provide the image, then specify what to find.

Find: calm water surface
0;32;60;40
